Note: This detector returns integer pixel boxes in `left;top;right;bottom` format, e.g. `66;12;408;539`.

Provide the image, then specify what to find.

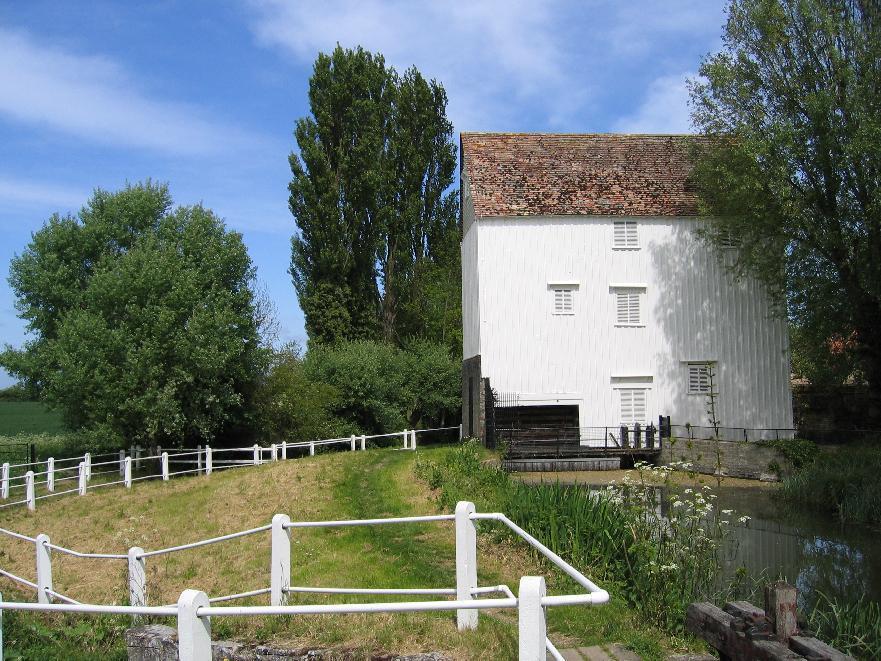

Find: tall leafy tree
380;67;458;345
1;182;266;445
289;46;459;347
690;0;881;388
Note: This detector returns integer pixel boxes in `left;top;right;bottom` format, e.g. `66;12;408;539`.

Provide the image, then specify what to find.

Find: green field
0;401;66;436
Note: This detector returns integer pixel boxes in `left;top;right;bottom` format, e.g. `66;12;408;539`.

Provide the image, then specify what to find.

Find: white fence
0;498;607;660
0;425;462;512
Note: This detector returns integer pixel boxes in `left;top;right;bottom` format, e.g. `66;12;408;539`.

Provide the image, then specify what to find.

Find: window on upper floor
613;220;639;250
687;362;716;394
552;286;575;315
613;287;644;326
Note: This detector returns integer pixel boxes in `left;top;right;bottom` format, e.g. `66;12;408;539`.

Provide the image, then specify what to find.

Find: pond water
521;474;881;609
714;485;881;609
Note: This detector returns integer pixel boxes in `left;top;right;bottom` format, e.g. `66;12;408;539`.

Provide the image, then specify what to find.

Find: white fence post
205;446;212;475
271;513;291;606
128;547;146;608
253;444;260;466
84;452;91;481
35;534;52;604
25;470;35;511
350;434;356;451
161;452;169;481
459;423;463;441
271;444;278;461
411;429;417;451
1;462;8;499
360;435;366;451
197;445;202;473
46;458;55;493
455;500;478;630
518;576;547;660
119;450;125;476
402;430;409;449
309;441;315;457
77;463;87;496
281;441;287;460
177;589;211;660
124;457;132;488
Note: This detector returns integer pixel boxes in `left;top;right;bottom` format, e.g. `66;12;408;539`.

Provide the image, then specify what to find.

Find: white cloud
244;0;723;133
0;176;86;213
613;72;696;134
245;0;576;130
0;28;258;156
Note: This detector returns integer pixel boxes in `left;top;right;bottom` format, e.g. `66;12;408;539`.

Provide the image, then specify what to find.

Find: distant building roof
461;132;700;218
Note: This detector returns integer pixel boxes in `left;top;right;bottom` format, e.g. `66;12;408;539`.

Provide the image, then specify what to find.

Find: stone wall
659;437;790;481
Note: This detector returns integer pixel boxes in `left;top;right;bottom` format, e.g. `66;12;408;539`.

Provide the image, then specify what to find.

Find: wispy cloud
613;72;696;134
244;0;723;133
0;175;86;213
0;28;259;156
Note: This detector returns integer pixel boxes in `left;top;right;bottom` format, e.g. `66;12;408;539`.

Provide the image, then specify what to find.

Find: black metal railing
498;424;661;459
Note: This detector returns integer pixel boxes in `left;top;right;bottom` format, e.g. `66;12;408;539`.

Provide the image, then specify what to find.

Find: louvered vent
619;389;647;425
615;290;642;325
613;220;639;249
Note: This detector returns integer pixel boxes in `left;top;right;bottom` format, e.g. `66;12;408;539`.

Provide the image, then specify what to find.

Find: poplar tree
289;46;459;347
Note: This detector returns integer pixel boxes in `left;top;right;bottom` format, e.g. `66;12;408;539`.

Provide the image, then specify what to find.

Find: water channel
519;472;881;609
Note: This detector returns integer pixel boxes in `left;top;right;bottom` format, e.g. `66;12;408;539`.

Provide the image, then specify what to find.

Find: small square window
687;363;716;394
613;288;643;325
613;220;639;249
552;287;574;315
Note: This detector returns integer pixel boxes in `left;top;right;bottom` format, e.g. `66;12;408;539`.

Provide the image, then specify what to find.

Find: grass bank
0;445;699;659
780;444;881;526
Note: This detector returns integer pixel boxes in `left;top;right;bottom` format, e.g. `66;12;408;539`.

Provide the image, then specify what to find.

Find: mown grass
0;401;66;437
0;446;698;659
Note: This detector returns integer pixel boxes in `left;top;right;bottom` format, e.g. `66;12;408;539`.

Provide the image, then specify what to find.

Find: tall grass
780;445;881;525
416;442;740;633
807;592;881;660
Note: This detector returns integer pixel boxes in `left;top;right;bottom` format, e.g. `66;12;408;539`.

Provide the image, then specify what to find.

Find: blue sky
0;0;726;387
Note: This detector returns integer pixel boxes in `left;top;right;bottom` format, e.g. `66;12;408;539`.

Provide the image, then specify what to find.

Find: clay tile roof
461;132;700;218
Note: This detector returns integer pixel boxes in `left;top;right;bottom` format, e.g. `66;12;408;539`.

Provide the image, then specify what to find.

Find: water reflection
717;486;881;609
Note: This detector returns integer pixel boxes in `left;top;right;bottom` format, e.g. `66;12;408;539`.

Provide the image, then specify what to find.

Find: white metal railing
0;499;606;660
0;426;463;512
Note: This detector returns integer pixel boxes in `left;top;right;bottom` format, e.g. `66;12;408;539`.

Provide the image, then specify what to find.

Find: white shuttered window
619;389;647;425
614;289;643;325
613;220;639;249
552;287;574;315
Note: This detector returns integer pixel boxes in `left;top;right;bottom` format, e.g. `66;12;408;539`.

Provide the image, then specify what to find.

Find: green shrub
254;344;351;442
305;339;460;434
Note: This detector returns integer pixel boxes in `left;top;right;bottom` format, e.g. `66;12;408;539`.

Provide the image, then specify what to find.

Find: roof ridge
460;131;698;138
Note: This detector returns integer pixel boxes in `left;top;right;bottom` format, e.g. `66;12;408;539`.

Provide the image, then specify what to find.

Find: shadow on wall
647;221;790;429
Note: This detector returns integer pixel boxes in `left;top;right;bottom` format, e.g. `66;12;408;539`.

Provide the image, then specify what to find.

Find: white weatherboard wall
463;215;793;431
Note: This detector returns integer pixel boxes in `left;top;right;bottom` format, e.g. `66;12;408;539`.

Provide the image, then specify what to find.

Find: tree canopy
289;45;460;350
690;0;881;387
1;182;266;445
